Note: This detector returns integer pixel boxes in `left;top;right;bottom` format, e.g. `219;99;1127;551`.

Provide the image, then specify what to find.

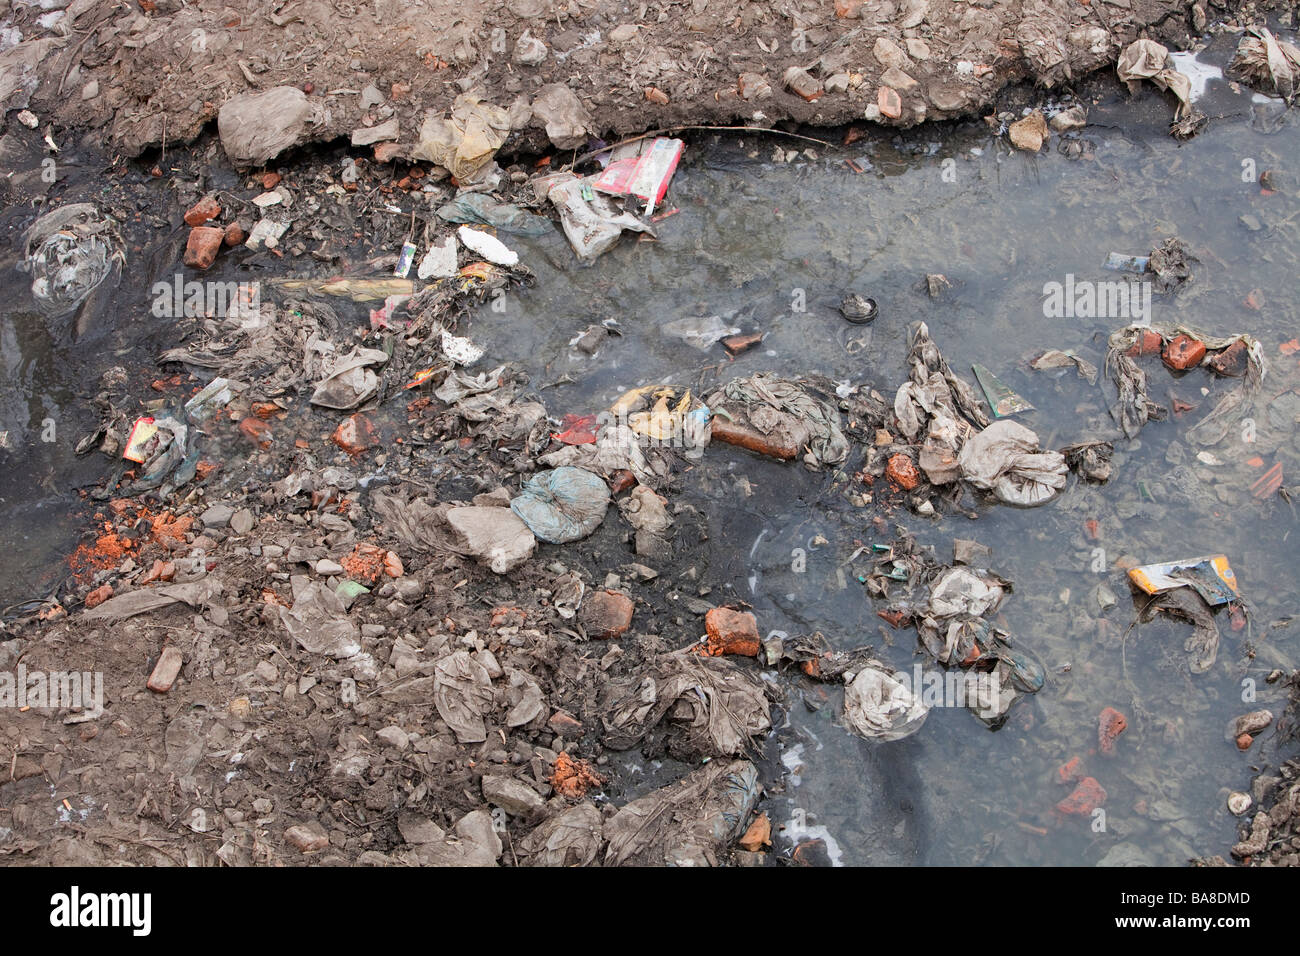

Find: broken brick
1056;776;1106;815
1125;329;1164;357
147;646;184;693
878;85;902;118
580;589;634;639
238;416;272;448
84;583;113;608
1207;339;1249;377
1162;334;1207;371
886;453;921;490
183;196;221;226
1098;706;1127;755
547;710;583;738
183;226;225;270
702;606;761;657
332;413;378;456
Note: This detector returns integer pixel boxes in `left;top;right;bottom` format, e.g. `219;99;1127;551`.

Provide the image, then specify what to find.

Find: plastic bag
22;203;119;317
309;347;389;409
437;194;550;236
958;420;1067;506
842;663;929;741
412;94;511;181
539;172;653;261
218;86;321;166
510;466;610;543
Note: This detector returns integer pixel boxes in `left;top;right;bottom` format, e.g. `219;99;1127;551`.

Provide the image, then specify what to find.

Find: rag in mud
708;373;848;470
601;651;772;758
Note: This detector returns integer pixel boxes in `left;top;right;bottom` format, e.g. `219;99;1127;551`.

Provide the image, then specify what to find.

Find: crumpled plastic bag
893;322;990;443
958;420;1067;506
310;346;389;409
278;579;361;658
928;566;1007;619
434;650;496;743
510;466;610;543
539;172;653;261
662;315;740;350
22;203;120;317
218;86;322;166
603;759;759;867
842;663;929;741
412;94;511;182
1117;39;1194;119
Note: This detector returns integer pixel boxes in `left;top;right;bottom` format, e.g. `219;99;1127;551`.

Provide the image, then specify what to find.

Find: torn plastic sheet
411;94;511;182
277;579;361;658
893;323;990;446
1230;27;1300;102
1140;587;1223;674
82;578;224;621
1117;39;1199;125
434;649;496;744
1031;349;1099;385
601;652;772;758
519;801;604;867
22;203;120;318
662;314;740;350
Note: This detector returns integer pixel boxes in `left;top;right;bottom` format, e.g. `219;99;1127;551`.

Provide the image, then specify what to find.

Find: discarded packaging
1128;554;1239;606
540;172;653;261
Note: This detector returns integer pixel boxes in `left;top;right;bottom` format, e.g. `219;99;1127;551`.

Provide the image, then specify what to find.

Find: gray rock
351;117;399;146
201;503;234;528
482;775;544;815
230;509;255;535
455;809;503;859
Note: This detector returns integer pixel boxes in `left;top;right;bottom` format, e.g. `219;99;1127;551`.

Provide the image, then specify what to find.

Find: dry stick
567;125;836;169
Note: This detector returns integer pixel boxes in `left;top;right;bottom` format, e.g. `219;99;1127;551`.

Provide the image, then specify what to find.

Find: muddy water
3;35;1298;864
459;46;1300;864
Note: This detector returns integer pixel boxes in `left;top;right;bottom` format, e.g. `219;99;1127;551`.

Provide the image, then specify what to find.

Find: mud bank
2;0;1254;161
